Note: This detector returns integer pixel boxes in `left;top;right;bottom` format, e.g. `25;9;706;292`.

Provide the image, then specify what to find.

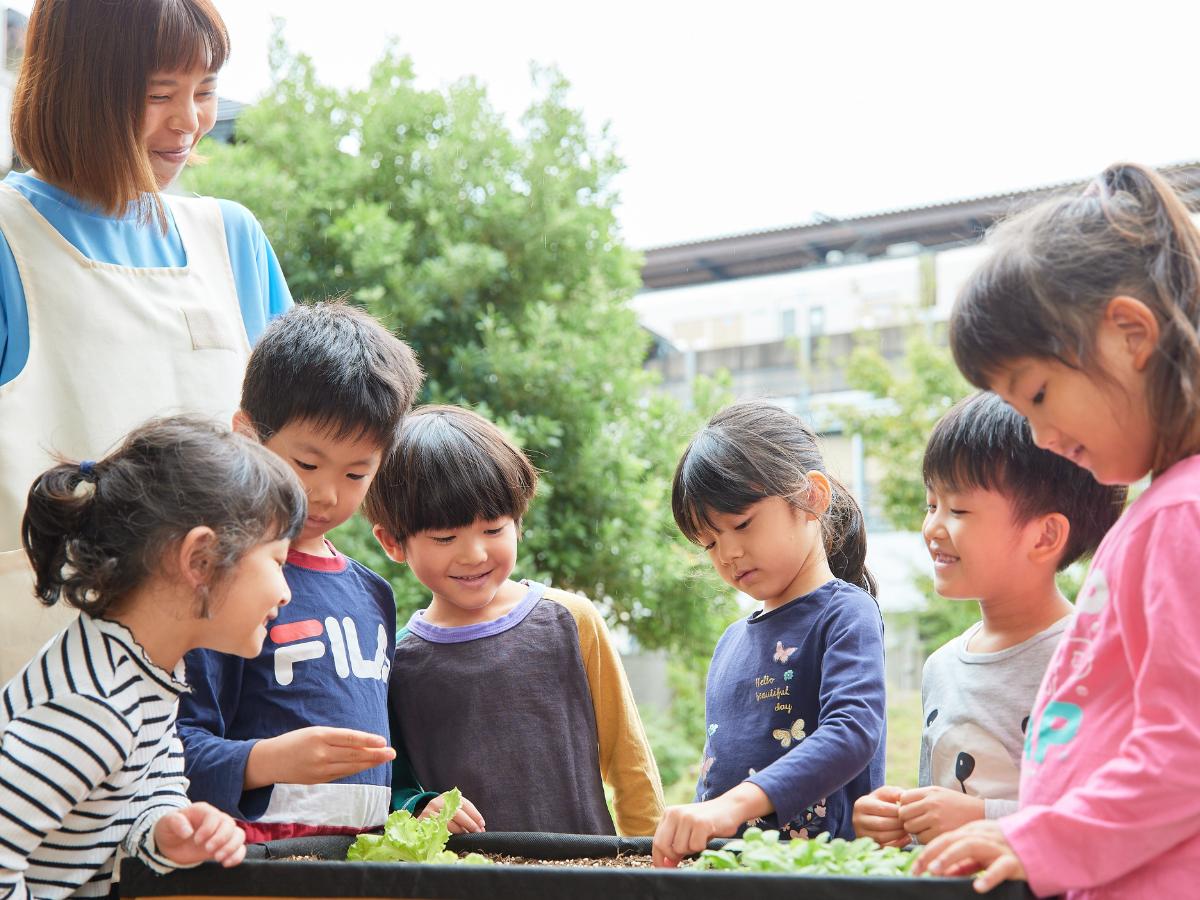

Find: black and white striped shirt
0;613;192;900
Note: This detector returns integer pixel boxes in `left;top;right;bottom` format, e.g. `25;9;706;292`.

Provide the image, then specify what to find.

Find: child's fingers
325;729;389;749
859;830;902;849
219;842;247;869
898;786;935;805
972;854;1023;891
457;797;486;831
684;819;712;857
164;811;194;841
190;807;224;848
211;824;246;867
450;808;483;834
873;784;904;803
915;832;985;877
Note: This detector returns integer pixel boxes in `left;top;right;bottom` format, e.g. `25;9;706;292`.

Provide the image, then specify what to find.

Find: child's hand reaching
419;792;486;834
244;727;396;789
154;803;245;868
897;785;985;844
912;819;1026;892
652;782;770;867
852;785;909;847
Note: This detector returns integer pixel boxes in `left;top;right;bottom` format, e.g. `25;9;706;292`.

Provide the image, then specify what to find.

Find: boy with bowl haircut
853;393;1125;846
178;301;424;840
366;405;664;836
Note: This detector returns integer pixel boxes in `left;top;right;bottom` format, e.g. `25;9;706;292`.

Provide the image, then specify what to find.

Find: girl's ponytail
823;473;877;598
951;161;1200;475
1094;163;1200;470
22;462;118;614
20;416;306;618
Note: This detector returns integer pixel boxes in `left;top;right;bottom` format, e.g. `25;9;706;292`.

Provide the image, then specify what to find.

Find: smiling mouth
451;570;492;585
930;551;959;565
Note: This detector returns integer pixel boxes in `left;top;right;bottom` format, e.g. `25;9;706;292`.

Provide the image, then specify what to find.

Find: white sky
13;0;1200;248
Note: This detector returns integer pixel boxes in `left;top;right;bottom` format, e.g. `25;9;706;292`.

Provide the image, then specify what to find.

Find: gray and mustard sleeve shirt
388;581;663;836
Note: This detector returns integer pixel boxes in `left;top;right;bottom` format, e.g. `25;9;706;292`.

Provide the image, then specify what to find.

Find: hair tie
79;460;97;482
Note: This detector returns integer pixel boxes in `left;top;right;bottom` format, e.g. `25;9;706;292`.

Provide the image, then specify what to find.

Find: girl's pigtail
21;462;118;613
822;473;877;599
1097;163;1200;469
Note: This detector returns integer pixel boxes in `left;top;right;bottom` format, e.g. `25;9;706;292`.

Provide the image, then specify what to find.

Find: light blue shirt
0;171;292;385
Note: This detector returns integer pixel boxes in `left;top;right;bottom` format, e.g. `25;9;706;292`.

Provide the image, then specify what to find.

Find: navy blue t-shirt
697;578;886;839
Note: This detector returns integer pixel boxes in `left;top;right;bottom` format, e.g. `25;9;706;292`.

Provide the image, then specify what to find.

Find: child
653;400;886;868
914;162;1200;896
3;415;306;900
177;301;424;841
853;393;1124;848
365;405;664;837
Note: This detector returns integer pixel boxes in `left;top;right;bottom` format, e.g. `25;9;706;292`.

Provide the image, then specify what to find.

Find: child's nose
459;540;488;564
308;479;337;508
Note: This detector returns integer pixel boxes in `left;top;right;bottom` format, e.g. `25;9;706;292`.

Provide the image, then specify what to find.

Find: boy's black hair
241;300;424;450
922;392;1126;569
364;405;538;542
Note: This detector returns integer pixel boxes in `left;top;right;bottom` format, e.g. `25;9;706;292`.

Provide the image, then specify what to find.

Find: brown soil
475;853;657;868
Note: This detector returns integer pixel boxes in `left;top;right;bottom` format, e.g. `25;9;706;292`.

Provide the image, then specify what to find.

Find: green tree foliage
186;31;737;650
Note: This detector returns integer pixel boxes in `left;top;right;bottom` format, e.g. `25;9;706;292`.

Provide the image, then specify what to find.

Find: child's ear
231;409;258;440
175;526;218;586
803;471;832;518
372;524;407;564
1029;512;1070;566
1104;296;1160;371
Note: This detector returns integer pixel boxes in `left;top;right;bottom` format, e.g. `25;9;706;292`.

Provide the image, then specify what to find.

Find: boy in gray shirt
854;393;1125;846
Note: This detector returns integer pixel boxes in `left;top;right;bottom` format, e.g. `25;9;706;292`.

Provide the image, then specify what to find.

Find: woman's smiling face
141;66;219;189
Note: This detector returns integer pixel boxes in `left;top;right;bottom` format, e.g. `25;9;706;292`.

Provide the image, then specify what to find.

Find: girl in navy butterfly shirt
652;400;886;867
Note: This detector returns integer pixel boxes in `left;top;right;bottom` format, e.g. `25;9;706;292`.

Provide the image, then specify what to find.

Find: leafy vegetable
695;828;919;876
346;789;490;865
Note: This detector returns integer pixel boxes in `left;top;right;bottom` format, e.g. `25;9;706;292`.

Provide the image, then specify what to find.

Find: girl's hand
420;792;486;834
652;783;770;867
912;819;1026;893
154;803;246;868
897;785;985;844
852;785;909;847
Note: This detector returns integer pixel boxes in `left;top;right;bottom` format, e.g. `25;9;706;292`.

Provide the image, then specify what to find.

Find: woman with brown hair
0;0;293;681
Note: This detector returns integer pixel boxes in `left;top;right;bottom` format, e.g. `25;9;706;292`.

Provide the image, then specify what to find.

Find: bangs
365;406;538;542
950;257;1044;390
671;430;769;543
152;0;229;74
399;447;525;535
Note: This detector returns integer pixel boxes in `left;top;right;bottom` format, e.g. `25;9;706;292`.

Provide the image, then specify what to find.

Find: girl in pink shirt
913;162;1200;898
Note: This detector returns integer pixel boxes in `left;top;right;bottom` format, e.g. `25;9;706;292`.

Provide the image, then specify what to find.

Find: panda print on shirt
924;706;1022;801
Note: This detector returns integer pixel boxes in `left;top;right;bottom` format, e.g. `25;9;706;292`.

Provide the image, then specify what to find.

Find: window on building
781;308;796;337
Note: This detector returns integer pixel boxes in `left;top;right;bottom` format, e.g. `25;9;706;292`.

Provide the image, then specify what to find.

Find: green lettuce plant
346;789;490;865
695;828;919;876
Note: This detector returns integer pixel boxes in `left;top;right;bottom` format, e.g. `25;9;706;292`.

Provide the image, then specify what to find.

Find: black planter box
118;833;1034;900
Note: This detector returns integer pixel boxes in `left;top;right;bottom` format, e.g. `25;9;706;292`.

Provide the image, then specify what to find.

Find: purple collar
405;581;545;644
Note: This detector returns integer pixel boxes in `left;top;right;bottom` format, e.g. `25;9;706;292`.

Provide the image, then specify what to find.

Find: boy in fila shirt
177;301;424;840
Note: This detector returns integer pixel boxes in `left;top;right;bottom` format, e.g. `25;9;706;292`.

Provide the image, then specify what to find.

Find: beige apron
0;185;249;683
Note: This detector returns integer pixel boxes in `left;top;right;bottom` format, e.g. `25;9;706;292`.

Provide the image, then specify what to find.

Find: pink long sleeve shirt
1002;454;1200;898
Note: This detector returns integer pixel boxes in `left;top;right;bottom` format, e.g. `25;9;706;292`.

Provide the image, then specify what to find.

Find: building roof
640;161;1200;290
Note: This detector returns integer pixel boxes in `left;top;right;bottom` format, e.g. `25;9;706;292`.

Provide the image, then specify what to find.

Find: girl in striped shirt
2;416;306;900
